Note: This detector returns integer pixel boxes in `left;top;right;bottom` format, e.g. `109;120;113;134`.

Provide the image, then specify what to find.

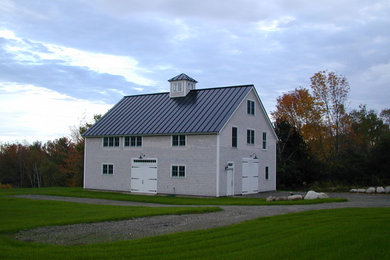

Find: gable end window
103;137;120;147
247;129;255;145
265;166;269;180
247;100;255;115
171;165;186;178
262;132;267;149
102;164;114;175
125;136;142;147
172;135;186;146
232;127;238;148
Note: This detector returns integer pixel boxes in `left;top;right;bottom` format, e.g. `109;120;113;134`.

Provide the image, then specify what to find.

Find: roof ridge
124;84;253;98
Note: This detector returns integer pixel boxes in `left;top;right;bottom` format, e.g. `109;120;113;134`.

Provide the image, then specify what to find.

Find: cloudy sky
1;0;389;143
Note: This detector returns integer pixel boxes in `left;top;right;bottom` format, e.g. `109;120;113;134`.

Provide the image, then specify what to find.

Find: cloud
0;82;112;143
1;29;155;86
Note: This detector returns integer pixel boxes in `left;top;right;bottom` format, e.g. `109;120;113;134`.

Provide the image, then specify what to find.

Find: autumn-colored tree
271;88;322;142
310;71;350;158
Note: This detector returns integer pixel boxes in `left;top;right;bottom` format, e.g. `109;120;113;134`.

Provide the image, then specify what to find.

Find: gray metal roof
83;85;253;137
168;73;198;83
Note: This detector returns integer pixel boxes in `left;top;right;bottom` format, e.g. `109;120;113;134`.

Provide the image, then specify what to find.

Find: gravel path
13;193;390;245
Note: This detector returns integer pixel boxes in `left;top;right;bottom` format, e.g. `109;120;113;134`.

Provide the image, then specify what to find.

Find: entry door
242;158;259;194
226;162;234;196
131;159;157;194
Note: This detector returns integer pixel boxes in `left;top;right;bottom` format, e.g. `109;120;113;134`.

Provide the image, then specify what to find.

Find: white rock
376;187;385;193
385;186;390;194
366;187;376;193
357;188;366;193
266;196;276;202
288;195;303;201
304;190;328;200
318;192;329;199
276;196;288;201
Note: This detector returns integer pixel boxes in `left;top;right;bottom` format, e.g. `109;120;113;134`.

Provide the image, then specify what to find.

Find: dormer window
168;73;198;98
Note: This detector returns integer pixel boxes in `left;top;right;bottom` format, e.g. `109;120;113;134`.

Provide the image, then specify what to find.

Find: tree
380;109;390;125
310;71;350;159
274;121;322;189
271;88;322;142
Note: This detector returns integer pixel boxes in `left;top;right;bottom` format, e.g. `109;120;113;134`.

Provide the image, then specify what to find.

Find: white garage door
131;159;157;194
242;158;259;194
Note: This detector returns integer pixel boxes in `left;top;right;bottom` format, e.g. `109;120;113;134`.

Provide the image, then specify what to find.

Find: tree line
273;70;390;189
1;73;389;190
0;115;100;188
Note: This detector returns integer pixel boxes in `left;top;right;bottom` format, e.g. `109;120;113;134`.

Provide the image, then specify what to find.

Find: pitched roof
83;85;253;137
168;73;198;83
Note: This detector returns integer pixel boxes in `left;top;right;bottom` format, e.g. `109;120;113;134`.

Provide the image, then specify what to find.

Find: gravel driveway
13;192;390;245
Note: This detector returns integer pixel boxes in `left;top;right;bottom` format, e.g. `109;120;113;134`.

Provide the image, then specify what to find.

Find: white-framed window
172;135;186;146
102;164;114;175
172;82;183;92
103;137;120;147
262;132;267;149
247;129;255;145
247;100;255;115
171;165;186;178
265;166;269;180
232;127;238;148
124;136;142;147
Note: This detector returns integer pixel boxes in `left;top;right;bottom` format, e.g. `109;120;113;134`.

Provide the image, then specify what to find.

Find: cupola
168;73;197;98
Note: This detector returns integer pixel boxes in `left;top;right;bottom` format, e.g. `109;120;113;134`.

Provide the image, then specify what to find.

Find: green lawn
0;187;346;205
0;196;220;233
0;200;389;259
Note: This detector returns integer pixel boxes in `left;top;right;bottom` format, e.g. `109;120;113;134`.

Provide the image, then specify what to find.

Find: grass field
0;194;389;260
0;187;346;205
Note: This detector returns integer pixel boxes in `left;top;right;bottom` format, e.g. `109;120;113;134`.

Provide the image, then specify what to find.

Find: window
247;129;255;145
172;135;186;146
247;100;255;115
125;136;142;147
232;127;237;147
102;164;114;175
172;82;183;92
262;132;267;149
265;166;269;180
171;165;185;178
103;137;119;147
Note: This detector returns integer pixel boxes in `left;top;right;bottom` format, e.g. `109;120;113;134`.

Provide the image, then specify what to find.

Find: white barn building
83;73;277;197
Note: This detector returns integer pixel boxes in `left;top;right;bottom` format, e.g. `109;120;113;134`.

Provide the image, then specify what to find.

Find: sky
0;0;389;143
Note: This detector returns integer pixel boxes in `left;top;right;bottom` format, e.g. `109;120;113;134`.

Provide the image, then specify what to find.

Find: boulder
366;187;376;194
385;186;390;194
266;196;276;202
357;188;366;193
304;190;329;200
376;187;385;193
288;195;303;201
276;196;288;201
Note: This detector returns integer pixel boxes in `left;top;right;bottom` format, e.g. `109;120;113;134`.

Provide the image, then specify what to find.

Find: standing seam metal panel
83;85;254;136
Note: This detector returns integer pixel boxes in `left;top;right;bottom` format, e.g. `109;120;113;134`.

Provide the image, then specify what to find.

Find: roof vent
168;73;197;98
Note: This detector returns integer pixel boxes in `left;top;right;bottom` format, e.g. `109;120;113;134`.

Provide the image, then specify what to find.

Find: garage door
242;158;259;194
131;159;157;194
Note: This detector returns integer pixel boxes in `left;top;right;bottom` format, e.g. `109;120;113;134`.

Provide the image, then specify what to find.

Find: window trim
232;127;238;148
171;164;186;178
124;136;143;147
247;100;255;115
102;163;114;175
247;129;255;145
171;135;186;147
262;132;267;150
103;137;120;148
